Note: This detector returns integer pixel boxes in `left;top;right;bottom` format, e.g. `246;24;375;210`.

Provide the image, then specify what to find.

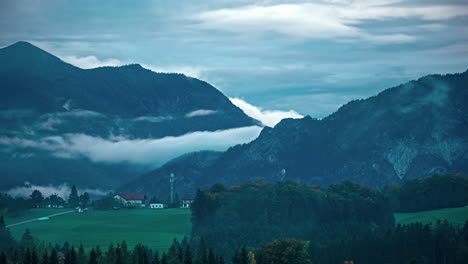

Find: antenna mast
170;173;175;204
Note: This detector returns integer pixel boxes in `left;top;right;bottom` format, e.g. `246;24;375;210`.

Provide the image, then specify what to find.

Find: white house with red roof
113;193;147;207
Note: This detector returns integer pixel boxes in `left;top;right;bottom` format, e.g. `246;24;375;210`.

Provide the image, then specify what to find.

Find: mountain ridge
0;41;260;190
121;69;468;198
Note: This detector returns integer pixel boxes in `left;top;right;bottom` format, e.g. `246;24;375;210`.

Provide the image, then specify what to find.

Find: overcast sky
1;0;468;118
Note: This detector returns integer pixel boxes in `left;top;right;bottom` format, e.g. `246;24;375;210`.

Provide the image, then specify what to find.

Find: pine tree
31;190;44;207
195;238;208;264
166;241;179;264
78;244;86;264
68;185;80;208
207;249;216;264
232;251;240;264
32;248;40;264
79;192;90;208
50;249;59;264
115;248;123;264
40;251;49;264
95;245;103;264
240;246;248;264
24;248;32;264
88;249;98;264
152;250;160;264
106;243;116;264
0;252;7;264
0;215;15;249
21;229;34;248
161;253;168;264
70;247;77;264
184;246;193;264
120;241;129;264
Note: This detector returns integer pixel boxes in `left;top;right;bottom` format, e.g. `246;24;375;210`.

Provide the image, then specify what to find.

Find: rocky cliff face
121;70;468;198
0;42;258;190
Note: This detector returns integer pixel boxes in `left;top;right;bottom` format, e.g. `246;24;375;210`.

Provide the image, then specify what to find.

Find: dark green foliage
68;185;80;208
49;249;58;264
88;249;97;264
191;181;394;256
43;194;65;208
0;216;15;249
31;190;44;207
384;174;468;212
77;244;86;264
0;252;7;264
93;196;121;210
79;193;90;208
0;222;467;264
307;220;468;264
0;193;31;216
65;247;77;264
184;247;192;264
40;251;49;264
254;239;309;264
31;248;39;264
195;237;208;264
20;229;34;248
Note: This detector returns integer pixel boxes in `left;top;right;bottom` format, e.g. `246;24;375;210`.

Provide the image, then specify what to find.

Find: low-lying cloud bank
230;98;303;127
6;182;110;199
0;126;263;167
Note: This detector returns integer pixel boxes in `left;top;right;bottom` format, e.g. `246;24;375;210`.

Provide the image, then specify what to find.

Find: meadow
395;206;468;226
5;208;191;251
4;206;468;252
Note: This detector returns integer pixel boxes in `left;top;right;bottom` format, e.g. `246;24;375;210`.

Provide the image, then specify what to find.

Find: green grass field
395;207;468;226
4;208;192;251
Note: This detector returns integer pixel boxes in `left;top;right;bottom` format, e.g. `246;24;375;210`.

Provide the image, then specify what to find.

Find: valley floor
4;206;468;251
4;208;191;250
394;206;468;226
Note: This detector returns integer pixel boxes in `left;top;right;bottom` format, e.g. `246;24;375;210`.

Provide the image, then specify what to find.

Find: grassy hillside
4;208;191;251
395;207;468;226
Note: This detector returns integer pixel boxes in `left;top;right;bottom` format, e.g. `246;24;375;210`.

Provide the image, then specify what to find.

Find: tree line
191;180;394;257
383;174;468;212
0;185;90;216
191;174;468;262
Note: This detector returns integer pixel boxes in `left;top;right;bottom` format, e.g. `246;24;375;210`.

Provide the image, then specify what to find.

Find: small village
112;173;193;209
112;193;193;209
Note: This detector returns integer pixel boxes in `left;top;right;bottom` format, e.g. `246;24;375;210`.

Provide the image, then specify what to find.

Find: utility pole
170;173;175;204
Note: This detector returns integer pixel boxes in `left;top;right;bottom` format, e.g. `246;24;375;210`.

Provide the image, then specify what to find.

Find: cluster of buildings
113;193;193;209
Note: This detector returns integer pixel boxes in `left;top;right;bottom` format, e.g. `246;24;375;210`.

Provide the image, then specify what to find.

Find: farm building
114;193;147;207
150;203;165;209
181;199;194;208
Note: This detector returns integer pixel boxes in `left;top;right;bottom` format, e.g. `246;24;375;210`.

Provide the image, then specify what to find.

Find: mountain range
121;70;468;198
0;41;258;190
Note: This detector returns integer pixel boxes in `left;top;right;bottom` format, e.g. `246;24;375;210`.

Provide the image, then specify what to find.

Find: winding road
6;210;75;228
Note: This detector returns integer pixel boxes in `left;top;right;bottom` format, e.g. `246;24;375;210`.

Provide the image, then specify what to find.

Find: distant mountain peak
2;41;54;57
0;41;78;75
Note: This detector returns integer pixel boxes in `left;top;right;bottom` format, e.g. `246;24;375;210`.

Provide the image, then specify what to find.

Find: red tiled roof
117;193;146;200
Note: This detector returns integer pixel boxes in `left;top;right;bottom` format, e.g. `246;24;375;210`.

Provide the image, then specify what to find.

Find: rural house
181;199;194;208
114;193;146;207
149;203;165;209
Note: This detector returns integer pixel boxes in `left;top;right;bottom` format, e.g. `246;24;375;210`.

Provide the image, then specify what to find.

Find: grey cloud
133;116;174;123
6;182;110;199
185;109;217;118
0;126;263;167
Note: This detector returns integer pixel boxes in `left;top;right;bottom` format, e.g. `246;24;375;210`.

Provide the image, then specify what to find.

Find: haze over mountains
122;70;468;198
0;42;261;192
